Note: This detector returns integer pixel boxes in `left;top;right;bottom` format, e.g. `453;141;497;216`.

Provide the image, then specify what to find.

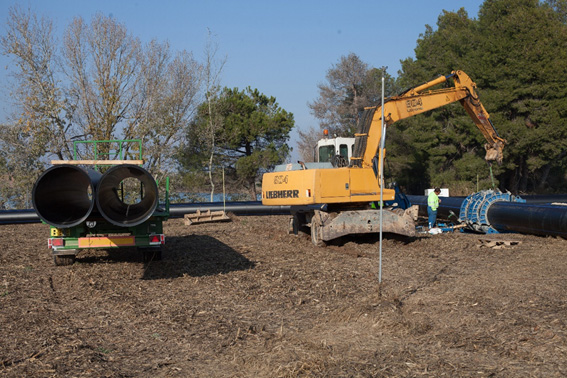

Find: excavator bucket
484;141;505;164
312;205;418;243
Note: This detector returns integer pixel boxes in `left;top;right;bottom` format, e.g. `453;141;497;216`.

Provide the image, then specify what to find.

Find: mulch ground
1;215;566;377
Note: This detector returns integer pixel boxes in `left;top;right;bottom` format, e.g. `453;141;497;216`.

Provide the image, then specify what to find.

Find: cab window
318;146;334;162
339;144;349;160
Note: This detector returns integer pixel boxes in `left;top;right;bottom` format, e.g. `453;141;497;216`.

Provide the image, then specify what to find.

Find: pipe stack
32;164;158;228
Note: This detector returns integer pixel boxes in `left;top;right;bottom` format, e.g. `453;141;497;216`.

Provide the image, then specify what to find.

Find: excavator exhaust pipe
32;165;101;228
96;165;158;227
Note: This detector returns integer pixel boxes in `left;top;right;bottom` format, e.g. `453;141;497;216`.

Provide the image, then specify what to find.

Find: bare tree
1;6;74;161
301;54;394;163
202;31;227;201
1;7;204;207
0;7;74;208
0;125;45;208
308;53;372;137
296;126;320;162
63;14;141;150
127;41;202;180
63;15;203;177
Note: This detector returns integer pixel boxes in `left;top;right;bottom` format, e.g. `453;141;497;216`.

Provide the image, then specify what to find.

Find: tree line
0;7;292;208
2;0;567;209
302;0;567;196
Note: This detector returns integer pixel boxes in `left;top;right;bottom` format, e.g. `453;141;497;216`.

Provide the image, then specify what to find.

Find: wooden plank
184;210;231;225
51;160;144;165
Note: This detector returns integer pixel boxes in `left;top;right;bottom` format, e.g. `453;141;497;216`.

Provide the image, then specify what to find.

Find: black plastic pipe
1;201;290;225
0;209;39;224
32;165;101;228
407;194;567;237
96;165;158;227
406;194;567;220
488;202;567;237
13;186;567;239
169;201;291;217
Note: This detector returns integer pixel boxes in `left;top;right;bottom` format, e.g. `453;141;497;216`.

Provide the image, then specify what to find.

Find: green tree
388;8;490;195
475;0;567;193
389;0;567;194
180;87;294;199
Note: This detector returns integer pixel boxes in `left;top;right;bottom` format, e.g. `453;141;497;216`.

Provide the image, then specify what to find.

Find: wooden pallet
477;237;522;249
184;210;230;225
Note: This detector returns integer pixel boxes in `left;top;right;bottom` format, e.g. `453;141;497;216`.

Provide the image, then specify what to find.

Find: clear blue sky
0;0;484;161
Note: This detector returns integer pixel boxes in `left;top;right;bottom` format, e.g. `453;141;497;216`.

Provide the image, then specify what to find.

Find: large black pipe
488;202;567;237
169;201;291;217
32;165;101;228
0;209;39;224
1;201;290;225
408;193;567;237
407;194;567;219
15;184;567;239
96;165;158;227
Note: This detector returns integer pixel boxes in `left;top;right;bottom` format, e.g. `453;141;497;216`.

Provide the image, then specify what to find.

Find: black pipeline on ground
407;194;567;238
1;201;291;225
4;192;567;238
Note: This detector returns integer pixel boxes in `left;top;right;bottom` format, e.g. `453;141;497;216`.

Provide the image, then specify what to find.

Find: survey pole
378;76;386;284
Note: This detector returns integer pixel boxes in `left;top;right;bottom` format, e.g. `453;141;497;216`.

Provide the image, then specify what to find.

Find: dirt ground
1;214;566;377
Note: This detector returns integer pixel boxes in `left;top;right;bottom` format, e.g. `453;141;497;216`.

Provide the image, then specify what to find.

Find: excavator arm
353;70;506;168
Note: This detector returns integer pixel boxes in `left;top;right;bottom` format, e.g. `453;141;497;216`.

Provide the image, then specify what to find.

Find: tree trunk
507;159;521;194
208;150;215;202
207;96;216;203
519;160;529;193
537;163;552;192
249;177;257;201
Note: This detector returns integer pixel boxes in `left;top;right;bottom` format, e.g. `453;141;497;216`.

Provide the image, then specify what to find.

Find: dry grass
1;217;566;377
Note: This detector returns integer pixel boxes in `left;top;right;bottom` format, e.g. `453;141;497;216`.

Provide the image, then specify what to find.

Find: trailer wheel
54;254;76;266
140;247;162;263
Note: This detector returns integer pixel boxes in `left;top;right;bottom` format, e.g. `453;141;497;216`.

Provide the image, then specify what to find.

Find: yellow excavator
262;70;506;245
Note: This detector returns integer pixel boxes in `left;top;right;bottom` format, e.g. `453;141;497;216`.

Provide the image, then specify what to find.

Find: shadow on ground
142;234;255;280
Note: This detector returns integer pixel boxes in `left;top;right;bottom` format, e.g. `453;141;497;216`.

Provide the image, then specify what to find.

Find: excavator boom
353;70;505;167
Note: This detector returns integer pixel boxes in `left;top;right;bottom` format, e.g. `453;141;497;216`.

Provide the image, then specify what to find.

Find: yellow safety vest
428;191;440;211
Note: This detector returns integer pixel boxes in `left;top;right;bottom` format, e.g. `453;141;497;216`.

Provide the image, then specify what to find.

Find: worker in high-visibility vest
427;188;442;228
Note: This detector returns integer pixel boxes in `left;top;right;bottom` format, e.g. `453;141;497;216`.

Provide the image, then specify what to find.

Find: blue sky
0;0;484;161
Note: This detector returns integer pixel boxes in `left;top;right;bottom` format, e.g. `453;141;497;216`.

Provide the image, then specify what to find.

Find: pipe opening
96;165;158;227
32;165;99;228
119;177;145;205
